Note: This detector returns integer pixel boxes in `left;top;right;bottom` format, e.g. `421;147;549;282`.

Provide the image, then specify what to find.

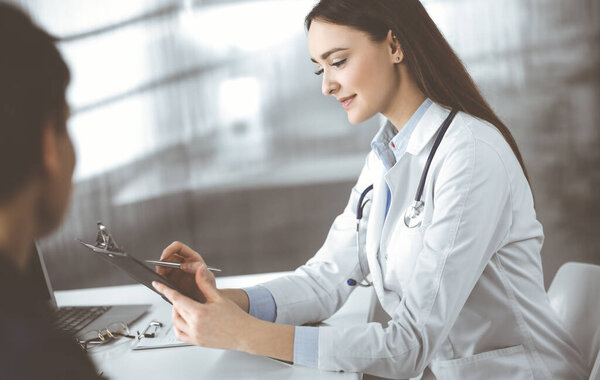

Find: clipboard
78;229;205;305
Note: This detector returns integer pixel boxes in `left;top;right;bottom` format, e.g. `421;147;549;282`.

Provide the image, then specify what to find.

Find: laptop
30;243;150;340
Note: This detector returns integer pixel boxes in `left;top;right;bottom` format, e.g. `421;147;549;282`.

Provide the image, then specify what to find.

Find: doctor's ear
387;30;404;64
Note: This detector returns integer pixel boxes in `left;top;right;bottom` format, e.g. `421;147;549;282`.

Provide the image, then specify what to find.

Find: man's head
0;3;75;237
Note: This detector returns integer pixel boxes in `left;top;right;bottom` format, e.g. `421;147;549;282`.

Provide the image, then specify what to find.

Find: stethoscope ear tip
347;278;357;286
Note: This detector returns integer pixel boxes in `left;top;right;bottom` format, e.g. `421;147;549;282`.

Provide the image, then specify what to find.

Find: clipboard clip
77;221;127;257
95;221;123;252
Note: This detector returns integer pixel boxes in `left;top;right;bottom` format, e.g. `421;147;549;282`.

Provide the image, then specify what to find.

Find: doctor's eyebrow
310;47;349;63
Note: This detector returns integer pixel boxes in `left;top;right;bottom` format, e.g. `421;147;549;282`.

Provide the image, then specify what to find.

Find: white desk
55;272;376;380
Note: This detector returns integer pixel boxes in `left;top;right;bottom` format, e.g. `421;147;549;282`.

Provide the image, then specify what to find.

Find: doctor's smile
339;94;356;109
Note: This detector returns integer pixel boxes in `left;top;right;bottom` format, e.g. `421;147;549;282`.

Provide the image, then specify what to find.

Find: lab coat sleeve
317;128;514;378
259;153;376;326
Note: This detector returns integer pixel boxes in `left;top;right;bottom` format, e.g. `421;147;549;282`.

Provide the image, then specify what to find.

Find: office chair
547;262;600;380
591;352;600;380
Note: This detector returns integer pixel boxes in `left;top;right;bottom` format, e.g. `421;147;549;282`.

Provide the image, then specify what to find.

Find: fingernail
181;263;189;270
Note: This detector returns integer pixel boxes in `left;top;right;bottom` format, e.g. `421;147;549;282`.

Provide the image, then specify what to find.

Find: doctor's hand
156;241;250;311
155;241;206;302
152;264;252;351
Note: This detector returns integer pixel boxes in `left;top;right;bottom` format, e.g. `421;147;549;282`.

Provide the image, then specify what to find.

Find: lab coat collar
406;102;453;155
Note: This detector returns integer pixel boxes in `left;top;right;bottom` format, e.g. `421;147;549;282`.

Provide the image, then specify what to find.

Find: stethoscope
347;109;458;287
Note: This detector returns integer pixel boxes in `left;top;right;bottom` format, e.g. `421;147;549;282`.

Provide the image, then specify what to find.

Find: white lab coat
261;103;589;379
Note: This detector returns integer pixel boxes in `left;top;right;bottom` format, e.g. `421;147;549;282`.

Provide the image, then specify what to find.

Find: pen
145;260;222;272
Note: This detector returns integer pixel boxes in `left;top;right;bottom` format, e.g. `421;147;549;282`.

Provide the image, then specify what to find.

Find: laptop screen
26;243;56;308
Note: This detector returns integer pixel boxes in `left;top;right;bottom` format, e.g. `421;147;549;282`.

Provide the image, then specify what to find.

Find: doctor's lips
338;94;356;110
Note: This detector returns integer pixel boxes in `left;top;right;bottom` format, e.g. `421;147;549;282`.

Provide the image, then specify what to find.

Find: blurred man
0;3;100;378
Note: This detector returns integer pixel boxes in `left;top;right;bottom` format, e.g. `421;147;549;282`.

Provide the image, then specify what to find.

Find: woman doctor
152;0;589;378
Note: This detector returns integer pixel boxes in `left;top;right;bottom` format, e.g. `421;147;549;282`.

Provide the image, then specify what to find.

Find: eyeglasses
77;321;136;352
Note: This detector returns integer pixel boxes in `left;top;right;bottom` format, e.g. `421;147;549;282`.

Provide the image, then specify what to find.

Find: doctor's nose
321;73;339;96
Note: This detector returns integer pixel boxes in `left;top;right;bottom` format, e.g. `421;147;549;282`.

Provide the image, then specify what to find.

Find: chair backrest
547;262;600;375
590;350;600;380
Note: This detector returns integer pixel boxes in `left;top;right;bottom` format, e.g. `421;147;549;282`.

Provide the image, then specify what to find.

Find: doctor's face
308;20;400;124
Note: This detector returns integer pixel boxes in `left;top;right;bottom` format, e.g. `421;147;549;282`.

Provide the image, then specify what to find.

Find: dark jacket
0;253;101;379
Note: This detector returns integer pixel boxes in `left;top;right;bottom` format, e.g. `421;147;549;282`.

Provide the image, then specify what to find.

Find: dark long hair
306;0;531;186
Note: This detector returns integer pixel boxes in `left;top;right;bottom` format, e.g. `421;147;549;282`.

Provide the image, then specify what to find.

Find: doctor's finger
172;321;190;343
172;306;189;333
161;241;205;263
155;253;185;277
173;307;195;345
172;295;200;322
159;244;188;262
173;299;194;324
180;261;203;273
156;283;199;321
153;281;188;308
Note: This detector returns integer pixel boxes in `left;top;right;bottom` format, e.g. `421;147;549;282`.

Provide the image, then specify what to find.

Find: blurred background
9;0;599;290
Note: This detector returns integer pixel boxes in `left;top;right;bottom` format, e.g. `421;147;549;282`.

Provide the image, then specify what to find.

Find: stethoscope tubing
414;109;458;202
356;184;374;221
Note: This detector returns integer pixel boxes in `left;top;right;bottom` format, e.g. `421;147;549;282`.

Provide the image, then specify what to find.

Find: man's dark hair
0;2;71;201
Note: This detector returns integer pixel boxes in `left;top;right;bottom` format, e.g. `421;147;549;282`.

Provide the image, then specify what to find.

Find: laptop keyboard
53;306;111;336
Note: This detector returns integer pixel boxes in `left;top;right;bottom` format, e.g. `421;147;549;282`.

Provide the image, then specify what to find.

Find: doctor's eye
314;58;347;76
331;58;347;68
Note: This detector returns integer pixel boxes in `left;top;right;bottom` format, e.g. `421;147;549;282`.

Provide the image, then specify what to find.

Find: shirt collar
370;121;397;170
390;98;432;154
371;98;433;169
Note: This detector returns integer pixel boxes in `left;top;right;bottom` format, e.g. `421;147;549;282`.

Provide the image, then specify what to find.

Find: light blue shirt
243;285;277;323
243;99;433;367
372;98;433;169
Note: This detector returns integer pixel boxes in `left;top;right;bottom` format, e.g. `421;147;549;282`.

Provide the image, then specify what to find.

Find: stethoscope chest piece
404;200;424;228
